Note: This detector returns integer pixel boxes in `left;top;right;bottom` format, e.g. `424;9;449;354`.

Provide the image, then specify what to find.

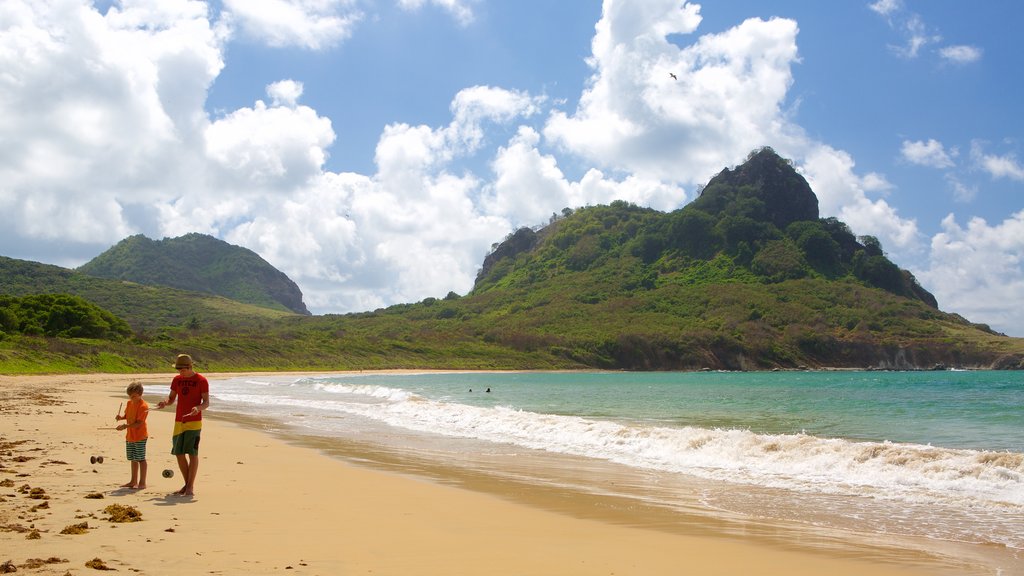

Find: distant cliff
78;233;310;315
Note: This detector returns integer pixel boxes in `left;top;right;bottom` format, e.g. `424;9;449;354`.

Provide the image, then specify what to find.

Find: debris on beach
0;479;13;488
26;529;41;539
60;521;89;535
0;560;15;573
21;557;67;569
85;557;115;570
85;492;105;499
103;504;142;523
28;487;49;499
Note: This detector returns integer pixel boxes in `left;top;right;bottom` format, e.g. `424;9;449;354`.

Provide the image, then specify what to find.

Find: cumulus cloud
971;143;1024;181
484;127;686;227
397;0;476;26
222;0;361;50
204;93;335;189
267;79;304;107
0;0;225;251
901;139;955;169
799;146;920;254
545;0;799;186
915;213;1024;335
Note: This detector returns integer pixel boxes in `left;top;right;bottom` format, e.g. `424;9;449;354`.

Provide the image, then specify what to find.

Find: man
156;353;209;496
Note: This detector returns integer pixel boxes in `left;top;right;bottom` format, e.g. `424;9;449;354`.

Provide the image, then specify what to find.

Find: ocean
203;370;1023;574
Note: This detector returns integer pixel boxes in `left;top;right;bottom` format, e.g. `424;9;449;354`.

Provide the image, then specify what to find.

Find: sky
2;1;1023;336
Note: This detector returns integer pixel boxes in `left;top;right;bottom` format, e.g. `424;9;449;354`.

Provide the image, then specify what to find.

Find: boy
115;382;149;489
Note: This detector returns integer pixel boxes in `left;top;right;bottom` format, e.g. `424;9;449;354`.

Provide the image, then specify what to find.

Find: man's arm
157;389;177;409
187;392;210;417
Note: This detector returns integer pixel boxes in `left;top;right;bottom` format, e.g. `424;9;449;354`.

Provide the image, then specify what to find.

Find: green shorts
170;422;202;456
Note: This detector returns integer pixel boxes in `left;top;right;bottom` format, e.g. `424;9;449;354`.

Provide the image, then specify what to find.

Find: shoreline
0;372;986;574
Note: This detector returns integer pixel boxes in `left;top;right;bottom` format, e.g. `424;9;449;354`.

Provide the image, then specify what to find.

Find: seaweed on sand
103;503;142;522
60;522;89;534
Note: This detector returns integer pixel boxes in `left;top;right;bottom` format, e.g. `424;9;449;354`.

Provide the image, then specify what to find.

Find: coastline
0;373;970;575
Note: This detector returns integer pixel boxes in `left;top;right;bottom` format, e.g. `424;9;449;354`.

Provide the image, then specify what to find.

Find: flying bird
669;72;677;80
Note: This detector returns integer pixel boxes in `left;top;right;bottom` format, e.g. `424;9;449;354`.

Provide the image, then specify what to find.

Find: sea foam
215;380;1024;512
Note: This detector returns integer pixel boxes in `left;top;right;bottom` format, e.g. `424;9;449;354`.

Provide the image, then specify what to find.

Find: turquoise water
206;370;1024;570
352;370;1023;451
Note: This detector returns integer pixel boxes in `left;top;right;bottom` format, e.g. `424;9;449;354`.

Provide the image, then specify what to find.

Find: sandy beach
0;373;966;575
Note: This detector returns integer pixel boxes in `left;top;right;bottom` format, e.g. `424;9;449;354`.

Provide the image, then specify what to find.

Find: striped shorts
125;439;147;462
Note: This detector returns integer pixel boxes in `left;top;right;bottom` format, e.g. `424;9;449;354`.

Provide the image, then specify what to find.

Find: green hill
463;147;1014;370
77;233;310;315
0;256;294;335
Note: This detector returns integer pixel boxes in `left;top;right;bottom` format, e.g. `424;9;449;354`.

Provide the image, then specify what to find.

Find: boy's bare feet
121;482;137;488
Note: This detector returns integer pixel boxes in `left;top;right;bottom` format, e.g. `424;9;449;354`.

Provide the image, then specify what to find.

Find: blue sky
2;1;1023;336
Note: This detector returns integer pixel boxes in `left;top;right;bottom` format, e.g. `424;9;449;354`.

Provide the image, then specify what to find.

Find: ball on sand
162;469;174;478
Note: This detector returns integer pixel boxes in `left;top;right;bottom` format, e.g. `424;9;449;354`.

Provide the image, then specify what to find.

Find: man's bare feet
121;482;137;488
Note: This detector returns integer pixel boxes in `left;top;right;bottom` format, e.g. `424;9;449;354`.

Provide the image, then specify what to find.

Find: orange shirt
124;398;149;442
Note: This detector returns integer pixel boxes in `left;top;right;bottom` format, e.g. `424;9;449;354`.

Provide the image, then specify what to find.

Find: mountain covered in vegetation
77;233;310;315
462;147;1008;370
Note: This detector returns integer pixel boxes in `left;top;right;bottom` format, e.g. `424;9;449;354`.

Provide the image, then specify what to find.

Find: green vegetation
2;148;1021;374
0;294;131;339
77;233;310;315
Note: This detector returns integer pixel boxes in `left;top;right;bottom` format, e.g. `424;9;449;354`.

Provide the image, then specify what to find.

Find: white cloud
0;0;224;248
940;44;982;64
897;14;940;59
867;2;944;59
945;174;978;203
545;1;801;186
267;79;304;107
916;213;1024;335
448;85;542;154
901;138;955;169
973;148;1024;182
222;0;361;50
397;0;476;26
204;97;335;189
868;0;901;18
799;146;920;255
870;3;980;65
